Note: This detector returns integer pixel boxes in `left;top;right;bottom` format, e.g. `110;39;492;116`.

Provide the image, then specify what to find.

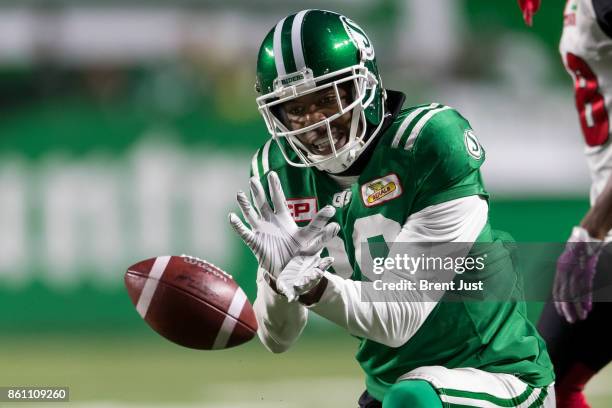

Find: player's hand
229;171;339;278
554;226;604;323
277;255;334;302
518;0;541;26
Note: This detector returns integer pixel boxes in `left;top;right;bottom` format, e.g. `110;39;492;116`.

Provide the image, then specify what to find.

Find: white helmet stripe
291;10;309;70
273;17;287;76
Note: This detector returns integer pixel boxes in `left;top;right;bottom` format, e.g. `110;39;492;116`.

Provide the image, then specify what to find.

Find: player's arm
554;173;612;323
581;173;612;239
229;171;339;353
253;267;309;353
295;195;488;348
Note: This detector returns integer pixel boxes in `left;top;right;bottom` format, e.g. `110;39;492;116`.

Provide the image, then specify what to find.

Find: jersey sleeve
409;107;487;212
254;266;309;353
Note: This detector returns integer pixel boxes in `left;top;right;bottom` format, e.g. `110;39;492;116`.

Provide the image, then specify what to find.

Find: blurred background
1;0;610;406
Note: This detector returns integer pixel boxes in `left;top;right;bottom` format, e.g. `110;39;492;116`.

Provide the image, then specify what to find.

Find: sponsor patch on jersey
287;197;317;222
464;129;482;159
361;174;402;207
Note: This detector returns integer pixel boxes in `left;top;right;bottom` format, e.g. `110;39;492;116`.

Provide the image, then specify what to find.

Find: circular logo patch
464;129;482;160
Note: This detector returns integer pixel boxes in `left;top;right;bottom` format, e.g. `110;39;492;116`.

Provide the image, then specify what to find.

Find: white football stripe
135;255;171;318
404;105;452;150
390;103;438;148
273;17;287;76
261;139;272;174
291;10;309;70
212;289;247;349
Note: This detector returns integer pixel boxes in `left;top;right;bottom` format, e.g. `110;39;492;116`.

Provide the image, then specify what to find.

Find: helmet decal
340;16;375;61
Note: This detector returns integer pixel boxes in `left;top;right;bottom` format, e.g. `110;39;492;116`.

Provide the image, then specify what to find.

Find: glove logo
464;129;482;160
361;173;402;207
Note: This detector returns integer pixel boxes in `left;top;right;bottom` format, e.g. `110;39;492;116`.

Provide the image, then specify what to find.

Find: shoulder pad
251;139;288;179
387;103;453;150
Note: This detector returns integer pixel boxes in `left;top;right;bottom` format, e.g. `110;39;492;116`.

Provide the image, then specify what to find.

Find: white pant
398;365;555;408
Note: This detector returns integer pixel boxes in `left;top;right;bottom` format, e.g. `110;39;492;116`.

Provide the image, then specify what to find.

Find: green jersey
250;102;554;400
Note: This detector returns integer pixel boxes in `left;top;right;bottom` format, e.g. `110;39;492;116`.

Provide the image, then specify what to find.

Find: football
124;255;257;350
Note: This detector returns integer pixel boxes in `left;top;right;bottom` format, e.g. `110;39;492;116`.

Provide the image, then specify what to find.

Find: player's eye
285;105;304;116
320;95;337;106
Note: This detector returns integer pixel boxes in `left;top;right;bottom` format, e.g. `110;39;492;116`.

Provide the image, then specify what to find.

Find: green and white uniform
251;103;555;406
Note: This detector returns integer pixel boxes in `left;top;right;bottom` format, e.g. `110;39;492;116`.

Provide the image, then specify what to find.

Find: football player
230;10;555;407
519;1;612;407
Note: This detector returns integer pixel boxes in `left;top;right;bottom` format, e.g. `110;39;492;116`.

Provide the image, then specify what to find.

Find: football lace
180;254;233;279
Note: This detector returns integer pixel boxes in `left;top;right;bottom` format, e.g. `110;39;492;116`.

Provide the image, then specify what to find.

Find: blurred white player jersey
560;0;612;205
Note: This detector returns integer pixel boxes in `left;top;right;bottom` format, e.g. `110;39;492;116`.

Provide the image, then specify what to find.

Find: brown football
124;255;257;350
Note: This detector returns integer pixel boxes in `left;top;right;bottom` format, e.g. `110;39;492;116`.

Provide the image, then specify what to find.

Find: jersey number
326;214;401;281
565;52;610;146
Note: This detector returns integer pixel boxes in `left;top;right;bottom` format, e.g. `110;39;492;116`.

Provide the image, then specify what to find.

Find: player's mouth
309;130;348;155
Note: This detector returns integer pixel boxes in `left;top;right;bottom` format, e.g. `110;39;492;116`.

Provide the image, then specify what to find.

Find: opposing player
230;10;555;406
520;1;612;407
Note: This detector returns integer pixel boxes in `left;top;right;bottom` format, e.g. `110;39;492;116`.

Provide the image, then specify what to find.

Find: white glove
229;171;339;279
277;255;334;302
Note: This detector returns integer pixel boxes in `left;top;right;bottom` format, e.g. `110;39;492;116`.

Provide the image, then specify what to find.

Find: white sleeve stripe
391;103;439;148
262;139;272;174
251;149;261;179
404;105;452;150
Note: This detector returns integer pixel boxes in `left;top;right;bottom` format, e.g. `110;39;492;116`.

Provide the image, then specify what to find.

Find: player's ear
270;103;290;128
338;82;356;110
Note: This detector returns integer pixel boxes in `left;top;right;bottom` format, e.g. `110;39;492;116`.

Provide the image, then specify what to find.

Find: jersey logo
332;190;352;208
464;129;483;160
361;174;403;207
287;197;317;222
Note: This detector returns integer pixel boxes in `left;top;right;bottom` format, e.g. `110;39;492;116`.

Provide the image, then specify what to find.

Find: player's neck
327;173;359;189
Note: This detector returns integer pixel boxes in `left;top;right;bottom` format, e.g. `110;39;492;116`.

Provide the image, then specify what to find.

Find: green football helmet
255;9;387;173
